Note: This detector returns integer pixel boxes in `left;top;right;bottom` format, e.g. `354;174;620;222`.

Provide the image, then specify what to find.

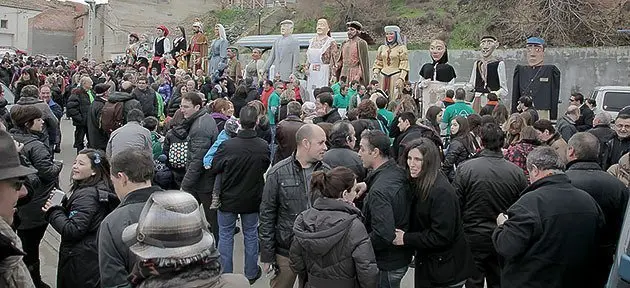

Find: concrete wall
238;46;630;111
0;6;40;51
30;29;76;58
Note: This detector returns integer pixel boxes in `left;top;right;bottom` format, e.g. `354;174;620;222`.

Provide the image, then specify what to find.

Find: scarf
128;256;220;286
0;218;34;288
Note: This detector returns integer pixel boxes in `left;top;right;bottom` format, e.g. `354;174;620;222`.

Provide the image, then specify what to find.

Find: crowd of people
0;45;629;288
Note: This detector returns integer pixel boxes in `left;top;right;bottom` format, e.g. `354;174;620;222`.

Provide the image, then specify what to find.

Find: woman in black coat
43;149;119;288
442;116;475;182
166;84;186;118
13;67;39;102
10;105;62;287
290;166;378;288
394;138;474;288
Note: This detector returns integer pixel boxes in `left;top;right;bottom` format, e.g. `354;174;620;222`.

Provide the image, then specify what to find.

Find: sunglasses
8;178;25;191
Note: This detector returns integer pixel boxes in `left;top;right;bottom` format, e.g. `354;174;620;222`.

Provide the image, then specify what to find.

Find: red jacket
261;87;274;109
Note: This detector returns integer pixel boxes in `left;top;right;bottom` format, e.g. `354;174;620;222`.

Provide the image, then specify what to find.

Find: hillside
195;0;630;49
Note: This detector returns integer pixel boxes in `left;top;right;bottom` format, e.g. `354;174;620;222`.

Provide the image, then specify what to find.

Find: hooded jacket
131;87;158;117
108;91;142;122
12;96;59;149
290;198;378;288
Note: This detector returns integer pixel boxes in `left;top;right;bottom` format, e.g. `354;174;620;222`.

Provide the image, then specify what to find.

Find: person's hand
393;229;405;245
263;263;273;275
14;141;24;152
42;200;54;212
497;213;509;226
353;182;368;198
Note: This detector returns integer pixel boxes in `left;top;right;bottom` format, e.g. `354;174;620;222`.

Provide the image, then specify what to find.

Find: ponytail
310;167;356;199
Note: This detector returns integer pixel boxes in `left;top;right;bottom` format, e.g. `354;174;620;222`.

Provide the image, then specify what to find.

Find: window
0;20;7;29
603;91;630;112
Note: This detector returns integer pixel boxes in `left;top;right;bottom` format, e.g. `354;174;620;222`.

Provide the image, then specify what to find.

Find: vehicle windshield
603;91;630;112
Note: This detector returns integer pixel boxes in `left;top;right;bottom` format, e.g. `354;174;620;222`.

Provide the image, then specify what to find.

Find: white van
590;86;630;120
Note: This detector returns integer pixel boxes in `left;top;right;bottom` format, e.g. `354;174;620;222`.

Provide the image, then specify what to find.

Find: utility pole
85;0;96;60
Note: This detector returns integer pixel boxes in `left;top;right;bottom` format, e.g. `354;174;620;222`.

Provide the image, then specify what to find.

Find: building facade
0;2;42;52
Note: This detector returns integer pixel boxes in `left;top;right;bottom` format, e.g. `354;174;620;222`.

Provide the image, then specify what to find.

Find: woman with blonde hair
503;113;527;148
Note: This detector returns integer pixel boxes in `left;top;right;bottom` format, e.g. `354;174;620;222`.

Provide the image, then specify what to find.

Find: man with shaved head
556;105;580;142
260;124;329;288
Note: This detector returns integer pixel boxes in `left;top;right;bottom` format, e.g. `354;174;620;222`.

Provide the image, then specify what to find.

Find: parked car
589;86;630;120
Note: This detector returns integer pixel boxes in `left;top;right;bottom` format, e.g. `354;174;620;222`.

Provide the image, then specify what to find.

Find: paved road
40;118;416;287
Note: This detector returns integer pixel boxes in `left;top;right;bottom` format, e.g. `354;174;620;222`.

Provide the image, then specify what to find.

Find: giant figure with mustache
467;35;508;113
511;37;561;120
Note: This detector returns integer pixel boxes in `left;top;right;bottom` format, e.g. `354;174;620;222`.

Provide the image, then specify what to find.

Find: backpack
100;101;124;135
168;141;189;169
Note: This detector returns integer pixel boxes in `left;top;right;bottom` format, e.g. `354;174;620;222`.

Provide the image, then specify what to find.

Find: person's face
151;68;158;75
156;28;163;37
526;44;544;66
181;85;188;94
21;72;30;81
137;80;148;90
430;40;446;61
351;83;358;90
373;82;380;89
193;25;200;33
569;95;580;106
347;27;358;39
187;80;196;91
195;69;203;77
128;36;136;44
280;23;293;36
316;19;329;36
227;49;235;58
536;129;552;142
480;38;498;58
214;26;220;37
180;98;200;119
436;111;443;123
359;138;376;168
407;148;424;178
72;154;94;181
398;118;411;132
30;118;44;132
315;100;328;116
304;128;327;161
615;118;630;139
222;103;234;117
95;66;102;75
347;125;356;148
386;31;396;43
40;87;51;103
450;119;460;135
0;178;28;225
517;101;524;112
221;79;228;87
252;50;261;60
83;79;93;90
358;86;366;95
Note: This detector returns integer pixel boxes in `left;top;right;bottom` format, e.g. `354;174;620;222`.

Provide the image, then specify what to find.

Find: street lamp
258;11;262;35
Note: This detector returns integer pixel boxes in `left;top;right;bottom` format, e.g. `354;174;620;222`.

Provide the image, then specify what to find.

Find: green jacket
442;100;474;134
150;131;163;160
333;94;349;109
267;91;281;125
154;92;165;122
378;108;394;126
331;82;342;96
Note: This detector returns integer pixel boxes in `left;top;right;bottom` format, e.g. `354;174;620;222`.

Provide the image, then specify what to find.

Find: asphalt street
39;118;418;287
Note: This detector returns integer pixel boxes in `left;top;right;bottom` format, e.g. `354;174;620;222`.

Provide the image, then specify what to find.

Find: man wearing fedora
0;130;37;288
122;190;249;287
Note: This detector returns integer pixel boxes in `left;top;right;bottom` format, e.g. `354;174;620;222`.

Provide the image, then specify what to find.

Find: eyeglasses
8;178;25;191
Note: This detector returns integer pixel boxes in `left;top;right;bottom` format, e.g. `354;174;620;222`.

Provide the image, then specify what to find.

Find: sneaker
248;265;262;285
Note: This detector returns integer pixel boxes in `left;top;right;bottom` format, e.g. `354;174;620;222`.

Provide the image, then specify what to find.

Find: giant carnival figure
467;35;508;113
418;35;456;116
245;48;265;88
305;18;338;102
126;33;140;67
335;21;371;86
512;37;561;120
373;25;409;105
151;25;171;72
208;24;229;79
172;26;188;71
188;20;209;74
264;20;301;82
135;34;151;69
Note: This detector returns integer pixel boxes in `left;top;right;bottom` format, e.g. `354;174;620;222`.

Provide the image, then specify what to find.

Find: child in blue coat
203;117;240;209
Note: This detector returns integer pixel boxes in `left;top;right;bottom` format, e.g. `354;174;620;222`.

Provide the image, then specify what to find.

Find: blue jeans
218;211;259;279
378;266;408;288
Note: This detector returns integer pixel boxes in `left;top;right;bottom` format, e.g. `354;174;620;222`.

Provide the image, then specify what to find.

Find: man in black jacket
392;112;442;162
605;109;630;169
589;112;615;167
66;76;93;153
358;130;411;288
313;92;341;124
260;124;329;288
98;149;163;288
493;146;604;288
454;123;528;288
87;83;111;151
0;59;12;86
211;105;270;284
323;121;366;182
565;132;629;288
131;76;158;118
571;92;594;132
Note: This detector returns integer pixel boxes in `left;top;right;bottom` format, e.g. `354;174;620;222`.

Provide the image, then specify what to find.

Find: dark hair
454;88;466;100
339;76;347;83
572;92;585;104
567;132;600;161
533;119;556;134
20;85;39;99
127;109;145;123
311;167;356;198
370;79;379;85
313;88;321;98
317;122;333;137
10;105;42;130
451;116;469;138
375;96;388;109
492;104;509;125
479;123;505;151
316;92;334;107
480;115;496;125
329;121;354;148
287;101;302;117
182;92;203;107
264;80;273;87
400;138;441;201
518;96;533;108
234;85;247;99
357;100;377;119
239;105;258;129
587;98;596;107
110;149;154;183
487;93;498;102
445;90;454;99
467;114;482;135
425;106;442;131
398;112;416;126
360;130;390;157
137;76;148;83
142;116;159;131
72;149;113;192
